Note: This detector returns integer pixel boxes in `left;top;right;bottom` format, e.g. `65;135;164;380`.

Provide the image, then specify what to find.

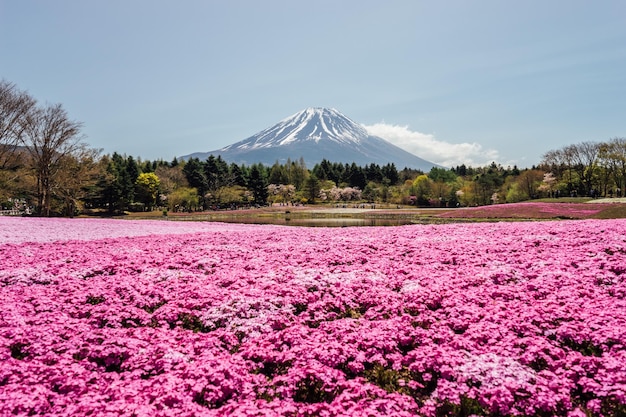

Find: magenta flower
1;217;626;415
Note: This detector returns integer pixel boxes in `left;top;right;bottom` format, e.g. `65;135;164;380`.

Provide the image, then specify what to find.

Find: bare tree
599;138;626;196
1;81;37;200
1;81;34;202
542;146;577;191
544;142;601;196
567;142;600;195
0;81;36;167
22;103;86;216
155;164;189;194
53;146;101;217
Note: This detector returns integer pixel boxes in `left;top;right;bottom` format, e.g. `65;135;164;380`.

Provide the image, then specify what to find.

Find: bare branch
0;80;36;169
21;102;87;215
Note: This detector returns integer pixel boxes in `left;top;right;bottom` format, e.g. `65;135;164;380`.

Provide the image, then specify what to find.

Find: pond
200;216;418;227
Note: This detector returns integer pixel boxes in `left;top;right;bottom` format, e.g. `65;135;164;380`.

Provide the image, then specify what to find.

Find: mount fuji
183;108;440;171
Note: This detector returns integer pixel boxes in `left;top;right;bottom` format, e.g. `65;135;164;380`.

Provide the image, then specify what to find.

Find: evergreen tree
330;162;344;185
312;161;328;181
381;163;399;185
365;163;383;183
125;156;140;184
118;154;137;209
287;157;308;190
96;153;136;212
248;164;268;205
305;174;321;203
454;164;468;176
429;167;457;183
141;160;154;173
182;158;207;207
205;155;229;195
342;162;367;189
268;161;289;184
317;159;335;183
229;163;247;187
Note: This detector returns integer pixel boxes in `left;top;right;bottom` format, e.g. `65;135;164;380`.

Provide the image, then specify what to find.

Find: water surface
206;216;416;227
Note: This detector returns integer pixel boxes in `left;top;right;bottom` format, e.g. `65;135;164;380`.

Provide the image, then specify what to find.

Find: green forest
2;80;626;217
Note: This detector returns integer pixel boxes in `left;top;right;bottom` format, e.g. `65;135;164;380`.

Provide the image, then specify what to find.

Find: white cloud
363;123;500;168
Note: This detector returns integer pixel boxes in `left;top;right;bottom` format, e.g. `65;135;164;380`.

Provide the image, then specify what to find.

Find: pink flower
2;217;626;415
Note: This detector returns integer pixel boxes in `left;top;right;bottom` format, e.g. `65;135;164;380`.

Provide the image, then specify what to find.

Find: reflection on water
206;217;416;227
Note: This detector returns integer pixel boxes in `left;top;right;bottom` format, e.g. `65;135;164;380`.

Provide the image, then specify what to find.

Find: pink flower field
437;202;611;220
1;217;626;416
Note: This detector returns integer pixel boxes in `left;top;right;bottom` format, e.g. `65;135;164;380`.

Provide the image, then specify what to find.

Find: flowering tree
267;183;296;204
537;172;557;197
340;187;362;201
319;186;362;202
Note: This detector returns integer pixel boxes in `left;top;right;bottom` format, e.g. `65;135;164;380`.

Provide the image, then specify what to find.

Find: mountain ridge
183;108;440;171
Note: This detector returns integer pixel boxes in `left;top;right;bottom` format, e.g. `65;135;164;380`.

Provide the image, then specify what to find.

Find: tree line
541;139;626;198
3;79;625;217
87;154;407;212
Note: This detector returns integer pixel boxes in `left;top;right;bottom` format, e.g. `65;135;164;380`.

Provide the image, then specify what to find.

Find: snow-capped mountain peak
183;108;440;170
222;107;368;151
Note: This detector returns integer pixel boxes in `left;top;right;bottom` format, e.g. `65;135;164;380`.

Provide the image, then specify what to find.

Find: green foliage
96;153;139;212
182;158;207;199
177;313;213;333
268;161;289;185
412;174;433;205
249;164;268;204
428;167;457;183
382;163;400;184
341;162;367;189
218;185;250;205
168;187;199;212
229;163;247;187
361;363;439;403
293;375;341;404
304;175;321;203
362;182;381;202
83;153;622;211
8;75;626;215
560;337;603;357
600;396;626;417
505;182;527;203
135;172;160;210
204;155;230;197
86;295;106;305
10;342;30;360
4;117;626;213
435;397;486;417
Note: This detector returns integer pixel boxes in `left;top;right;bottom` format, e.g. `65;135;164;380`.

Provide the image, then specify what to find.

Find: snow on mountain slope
223;108;368;151
183;108;441;170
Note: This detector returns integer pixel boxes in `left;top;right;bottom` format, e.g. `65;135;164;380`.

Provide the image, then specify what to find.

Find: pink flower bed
1;217;626;416
439;202;607;219
0;217;230;244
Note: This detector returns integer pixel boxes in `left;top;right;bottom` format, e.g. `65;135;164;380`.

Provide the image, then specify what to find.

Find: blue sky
1;1;625;168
